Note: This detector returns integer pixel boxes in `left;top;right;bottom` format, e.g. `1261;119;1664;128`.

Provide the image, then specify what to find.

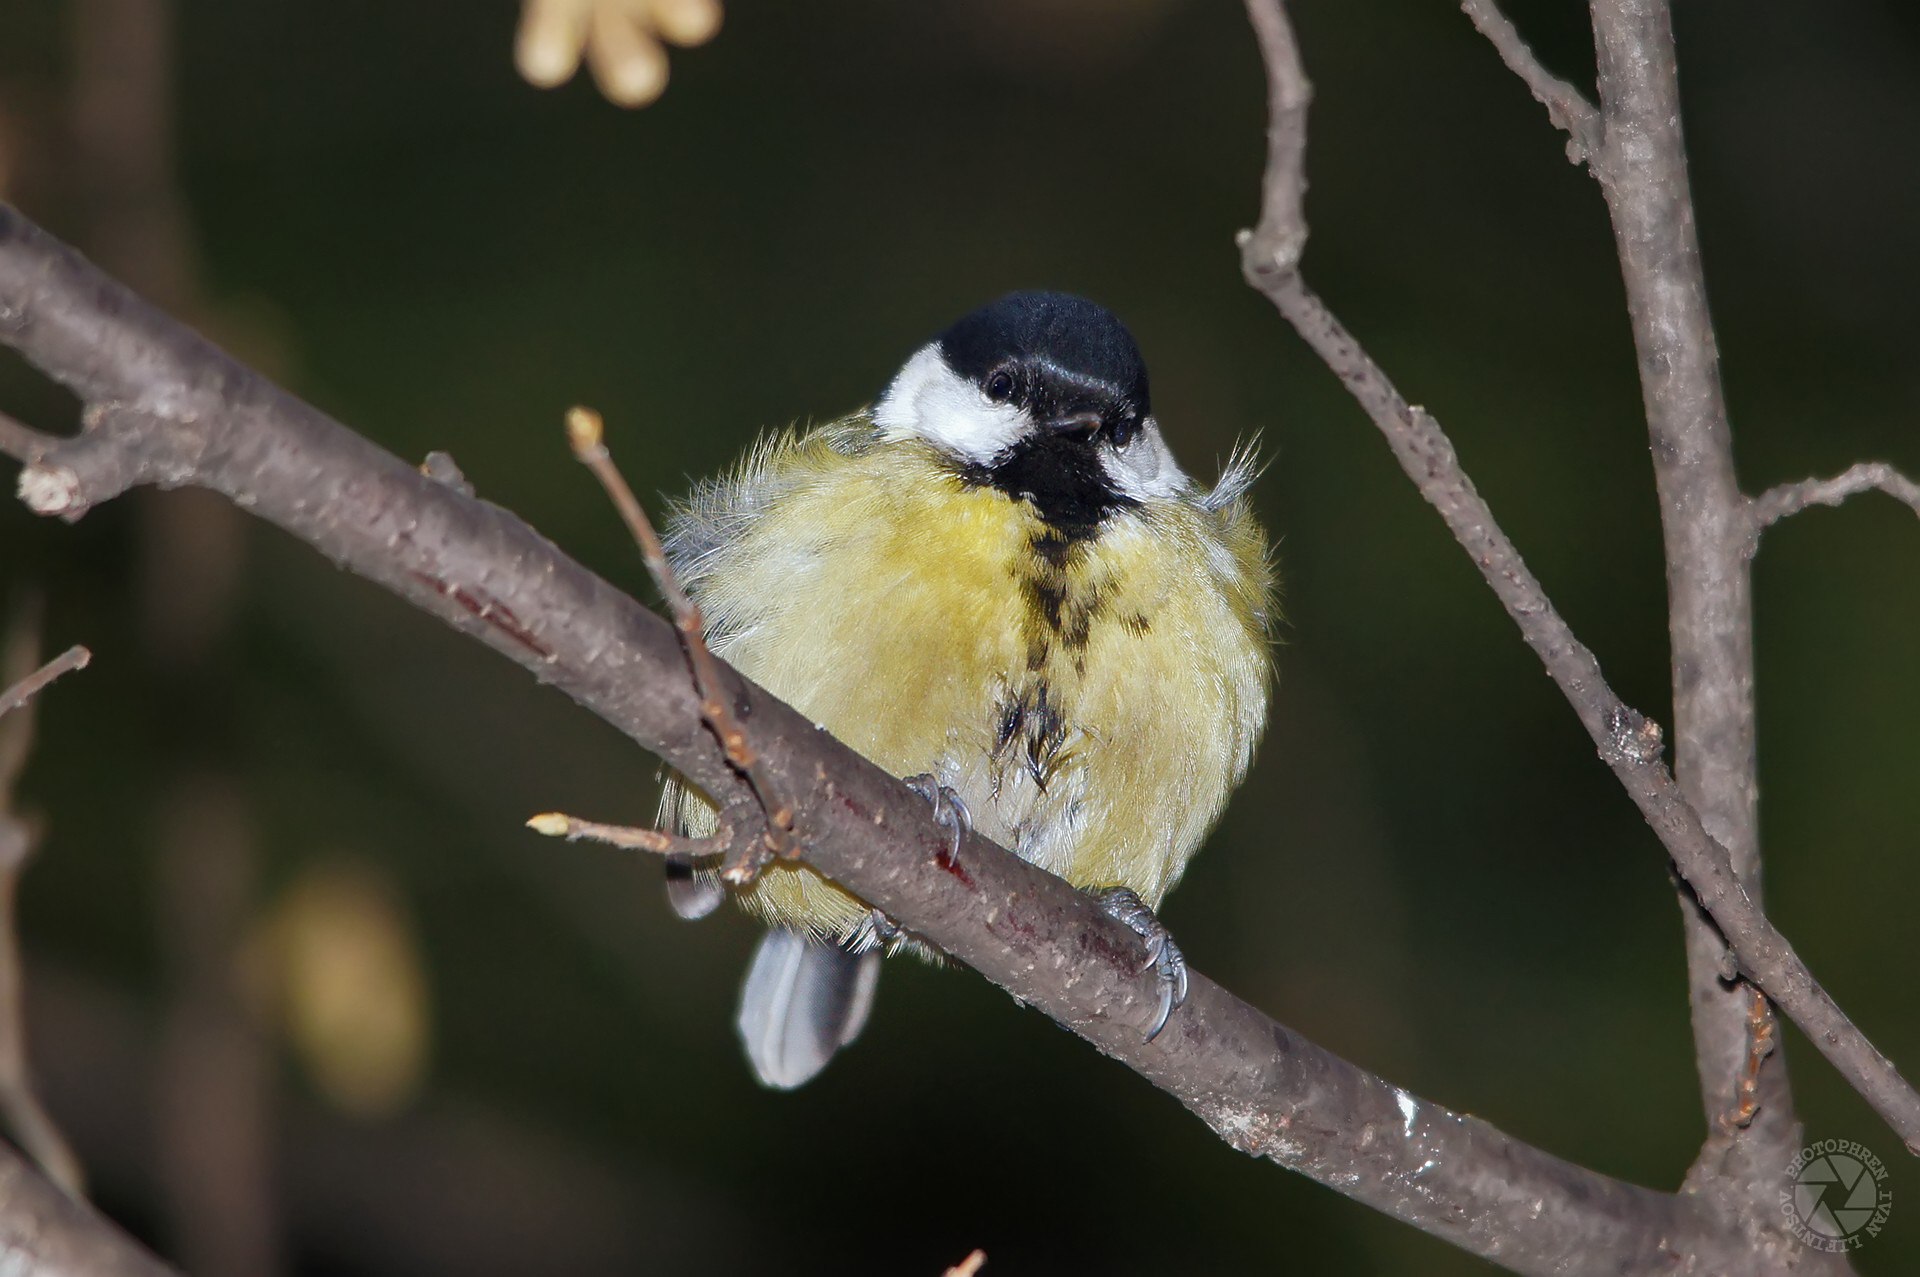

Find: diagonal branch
0;646;90;723
1238;0;1920;1157
0;1140;177;1276
0;200;1772;1273
1459;0;1602;164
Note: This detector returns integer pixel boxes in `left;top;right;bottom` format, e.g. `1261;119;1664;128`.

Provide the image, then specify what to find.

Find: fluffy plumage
661;292;1275;1087
663;417;1272;941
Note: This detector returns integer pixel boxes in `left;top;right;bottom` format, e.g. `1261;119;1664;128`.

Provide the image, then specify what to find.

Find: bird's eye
1109;416;1138;448
984;369;1016;402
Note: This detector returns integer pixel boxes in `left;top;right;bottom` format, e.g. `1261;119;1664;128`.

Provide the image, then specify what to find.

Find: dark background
1;1;1917;1273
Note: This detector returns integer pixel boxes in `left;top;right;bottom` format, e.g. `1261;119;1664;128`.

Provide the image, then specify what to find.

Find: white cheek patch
1101;419;1190;502
873;344;1029;466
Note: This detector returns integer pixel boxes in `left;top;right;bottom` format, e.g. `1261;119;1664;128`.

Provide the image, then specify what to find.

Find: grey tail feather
737;929;881;1090
664;855;725;921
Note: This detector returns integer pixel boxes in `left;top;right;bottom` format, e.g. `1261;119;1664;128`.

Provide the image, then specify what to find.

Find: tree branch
1237;0;1311;277
0;201;1775;1273
0;614;87;1199
1238;0;1920;1162
0;411;58;468
1459;0;1602;164
1750;461;1920;543
1583;8;1806;1197
0;647;90;723
0;1140;177;1276
1456;0;1867;1236
563;405;793;876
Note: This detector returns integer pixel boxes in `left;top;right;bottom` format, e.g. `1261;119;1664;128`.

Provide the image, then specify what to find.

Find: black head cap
937;291;1151;429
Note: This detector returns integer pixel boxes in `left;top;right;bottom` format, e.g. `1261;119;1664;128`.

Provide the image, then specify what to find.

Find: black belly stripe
991;678;1071;793
998;518;1157;776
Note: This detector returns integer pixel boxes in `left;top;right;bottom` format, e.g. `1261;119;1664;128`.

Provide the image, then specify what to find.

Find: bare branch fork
1475;0;1809;1216
0;8;1909;1272
1242;0;1918;1206
555;404;794;883
1523;0;1917;1178
0;201;1794;1273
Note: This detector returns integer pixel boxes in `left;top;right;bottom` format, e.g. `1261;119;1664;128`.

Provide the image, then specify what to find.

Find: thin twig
0;646;91;722
0;601;49;796
0;610;87;1198
527;804;761;863
564;406;794;883
1460;0;1603;164
527;811;681;852
1238;0;1920;1153
942;1250;987;1277
1236;0;1312;279
0;409;58;466
1749;460;1920;542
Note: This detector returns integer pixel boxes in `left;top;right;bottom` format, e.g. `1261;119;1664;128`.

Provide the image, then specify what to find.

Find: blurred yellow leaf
257;859;431;1120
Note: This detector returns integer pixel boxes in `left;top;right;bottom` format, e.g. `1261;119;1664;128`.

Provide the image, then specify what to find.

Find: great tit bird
661;291;1273;1088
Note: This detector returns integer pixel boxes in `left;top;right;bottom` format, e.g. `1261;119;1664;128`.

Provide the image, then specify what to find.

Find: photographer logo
1782;1139;1890;1252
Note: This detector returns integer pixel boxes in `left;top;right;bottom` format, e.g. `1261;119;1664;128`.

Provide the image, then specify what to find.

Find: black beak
1042;410;1103;440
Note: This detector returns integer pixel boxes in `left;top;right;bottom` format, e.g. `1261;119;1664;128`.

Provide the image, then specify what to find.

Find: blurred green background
1;1;1917;1273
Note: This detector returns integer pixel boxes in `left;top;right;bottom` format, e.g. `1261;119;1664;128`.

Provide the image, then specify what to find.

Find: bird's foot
1094;887;1189;1042
903;773;972;860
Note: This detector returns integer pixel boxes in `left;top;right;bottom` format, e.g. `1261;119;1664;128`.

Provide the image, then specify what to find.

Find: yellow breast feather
663;417;1273;944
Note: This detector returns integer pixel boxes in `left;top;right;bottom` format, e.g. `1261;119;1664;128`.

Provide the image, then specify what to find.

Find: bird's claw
1095;887;1189;1042
904;773;972;860
868;907;902;946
